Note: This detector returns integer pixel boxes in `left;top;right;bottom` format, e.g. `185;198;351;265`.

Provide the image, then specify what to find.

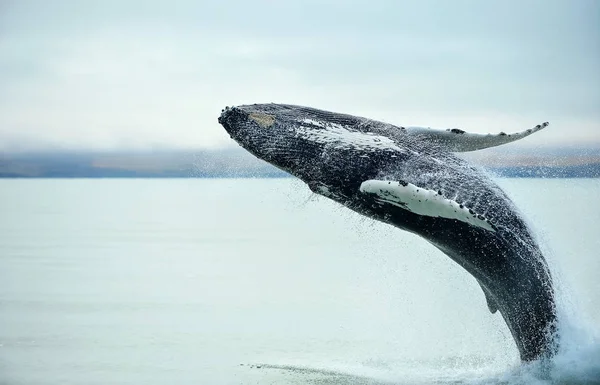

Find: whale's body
218;103;557;362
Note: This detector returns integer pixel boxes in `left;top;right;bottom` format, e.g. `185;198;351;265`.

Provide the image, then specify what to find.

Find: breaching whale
218;103;557;362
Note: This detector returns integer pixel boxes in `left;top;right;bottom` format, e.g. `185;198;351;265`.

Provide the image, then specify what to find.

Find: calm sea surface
0;178;599;384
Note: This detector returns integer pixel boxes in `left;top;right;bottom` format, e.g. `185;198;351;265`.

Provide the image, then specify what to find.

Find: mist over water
0;178;598;384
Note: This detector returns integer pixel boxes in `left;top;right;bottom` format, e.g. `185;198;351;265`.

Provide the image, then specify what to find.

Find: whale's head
218;104;408;200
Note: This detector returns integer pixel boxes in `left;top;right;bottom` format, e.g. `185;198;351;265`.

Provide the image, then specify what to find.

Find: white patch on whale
296;119;404;153
359;180;496;232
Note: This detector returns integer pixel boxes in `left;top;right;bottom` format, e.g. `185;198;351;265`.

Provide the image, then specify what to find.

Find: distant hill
489;164;600;178
1;147;599;178
460;145;600;178
0;149;288;178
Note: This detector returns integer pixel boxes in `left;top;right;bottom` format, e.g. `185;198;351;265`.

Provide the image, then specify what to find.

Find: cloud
0;0;598;150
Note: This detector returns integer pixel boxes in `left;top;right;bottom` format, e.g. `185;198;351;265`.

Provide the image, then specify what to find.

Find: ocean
0;178;599;384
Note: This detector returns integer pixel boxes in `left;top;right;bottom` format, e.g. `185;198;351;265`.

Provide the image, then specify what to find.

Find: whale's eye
249;113;275;128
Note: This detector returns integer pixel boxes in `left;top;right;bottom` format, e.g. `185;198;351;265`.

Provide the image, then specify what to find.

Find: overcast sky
1;0;598;151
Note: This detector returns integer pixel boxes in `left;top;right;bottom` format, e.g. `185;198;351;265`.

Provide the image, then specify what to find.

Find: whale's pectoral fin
402;122;549;152
477;280;499;314
359;180;496;232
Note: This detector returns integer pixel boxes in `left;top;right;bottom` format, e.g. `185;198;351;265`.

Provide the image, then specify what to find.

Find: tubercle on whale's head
218;104;407;198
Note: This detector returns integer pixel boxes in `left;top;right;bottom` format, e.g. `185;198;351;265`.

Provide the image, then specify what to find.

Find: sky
1;0;599;151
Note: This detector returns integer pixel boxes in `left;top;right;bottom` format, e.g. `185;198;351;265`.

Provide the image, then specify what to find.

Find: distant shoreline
2;166;599;179
1;149;599;179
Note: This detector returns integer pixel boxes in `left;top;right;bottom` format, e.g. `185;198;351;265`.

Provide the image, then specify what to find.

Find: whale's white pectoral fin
359;180;496;232
402;122;549;152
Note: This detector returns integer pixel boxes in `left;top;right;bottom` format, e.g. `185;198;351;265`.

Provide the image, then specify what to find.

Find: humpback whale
218;103;557;362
